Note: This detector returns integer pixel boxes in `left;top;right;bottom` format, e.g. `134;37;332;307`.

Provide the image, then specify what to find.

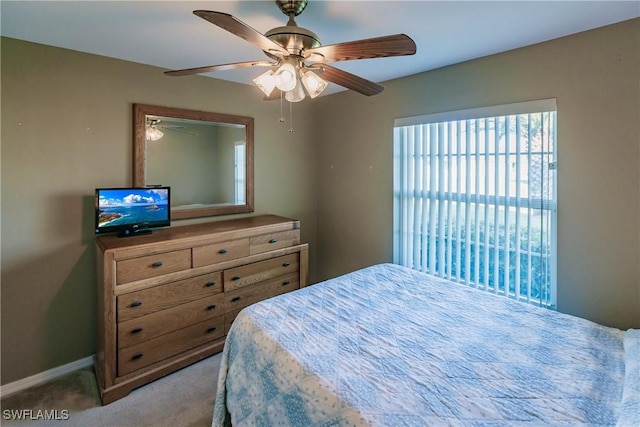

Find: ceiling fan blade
165;60;274;77
193;10;289;57
310;64;384;96
304;34;416;63
162;127;198;136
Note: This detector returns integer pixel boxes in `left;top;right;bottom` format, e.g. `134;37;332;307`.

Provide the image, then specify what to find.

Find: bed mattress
212;263;638;426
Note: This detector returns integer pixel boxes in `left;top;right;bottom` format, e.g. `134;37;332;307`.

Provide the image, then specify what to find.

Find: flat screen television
95;187;170;237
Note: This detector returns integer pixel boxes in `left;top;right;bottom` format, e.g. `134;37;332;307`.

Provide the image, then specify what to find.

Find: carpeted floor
1;353;222;427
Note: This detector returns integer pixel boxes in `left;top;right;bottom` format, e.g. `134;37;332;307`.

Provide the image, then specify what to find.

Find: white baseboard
1;355;95;398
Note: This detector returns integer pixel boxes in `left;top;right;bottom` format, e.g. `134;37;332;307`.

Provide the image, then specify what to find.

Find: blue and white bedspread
212;263;638;426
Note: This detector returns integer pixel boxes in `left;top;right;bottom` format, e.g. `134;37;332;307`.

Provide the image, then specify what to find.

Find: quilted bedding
212;263;638;426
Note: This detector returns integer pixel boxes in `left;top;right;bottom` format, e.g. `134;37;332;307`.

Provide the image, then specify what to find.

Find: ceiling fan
145;118;197;141
165;0;417;102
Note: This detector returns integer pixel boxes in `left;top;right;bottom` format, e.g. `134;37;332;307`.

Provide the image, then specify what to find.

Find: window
234;143;246;205
393;100;557;308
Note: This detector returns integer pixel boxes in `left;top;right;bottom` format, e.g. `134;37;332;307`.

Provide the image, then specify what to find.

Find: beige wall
1;37;318;384
314;18;640;330
2;17;639;386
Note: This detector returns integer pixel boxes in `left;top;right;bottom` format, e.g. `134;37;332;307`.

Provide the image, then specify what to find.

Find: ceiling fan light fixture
285;79;306;102
253;69;277;96
301;69;328;98
146;125;164;141
274;62;297;91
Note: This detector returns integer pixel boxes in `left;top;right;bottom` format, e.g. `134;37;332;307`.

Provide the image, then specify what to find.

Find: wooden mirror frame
133;104;254;220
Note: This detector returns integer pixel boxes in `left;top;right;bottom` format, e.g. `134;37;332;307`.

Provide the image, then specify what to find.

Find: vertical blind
393;99;557;307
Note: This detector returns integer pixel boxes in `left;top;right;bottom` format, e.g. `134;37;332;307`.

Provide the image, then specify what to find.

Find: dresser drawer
250;230;300;255
192;238;250;268
118;317;225;376
224;272;300;313
118;293;225;348
224;253;299;292
116;249;191;284
117;272;222;322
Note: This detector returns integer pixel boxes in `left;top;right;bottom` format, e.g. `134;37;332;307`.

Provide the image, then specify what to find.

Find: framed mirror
133;104;254;220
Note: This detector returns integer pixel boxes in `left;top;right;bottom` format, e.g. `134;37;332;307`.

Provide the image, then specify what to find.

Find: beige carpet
1;353;222;427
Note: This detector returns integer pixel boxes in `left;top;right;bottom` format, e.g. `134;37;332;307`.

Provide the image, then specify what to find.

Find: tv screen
95;187;170;236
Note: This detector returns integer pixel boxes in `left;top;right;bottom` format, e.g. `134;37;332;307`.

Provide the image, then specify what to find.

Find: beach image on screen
98;188;169;228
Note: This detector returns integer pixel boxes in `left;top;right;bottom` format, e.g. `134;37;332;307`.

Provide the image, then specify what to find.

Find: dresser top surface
96;214;299;252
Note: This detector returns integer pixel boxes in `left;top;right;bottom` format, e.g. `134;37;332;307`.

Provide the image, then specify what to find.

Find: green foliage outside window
421;217;552;305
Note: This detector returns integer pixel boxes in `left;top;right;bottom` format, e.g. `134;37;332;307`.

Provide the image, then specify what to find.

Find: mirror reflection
145;116;247;207
133;104;254;220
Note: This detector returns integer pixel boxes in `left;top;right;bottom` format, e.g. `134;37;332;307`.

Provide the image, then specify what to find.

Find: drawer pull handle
207;326;217;333
283;262;291;267
207;304;217;311
130;301;142;308
218;249;228;254
231;296;241;302
131;327;143;334
282;281;291;286
269;239;278;244
151;261;163;268
205;281;217;287
131;353;143;361
232;275;241;281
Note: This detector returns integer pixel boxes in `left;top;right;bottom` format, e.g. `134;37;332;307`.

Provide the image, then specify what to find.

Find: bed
212;263;639;426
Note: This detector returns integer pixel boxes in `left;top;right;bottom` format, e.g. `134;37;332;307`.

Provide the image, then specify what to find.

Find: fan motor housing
265;25;321;57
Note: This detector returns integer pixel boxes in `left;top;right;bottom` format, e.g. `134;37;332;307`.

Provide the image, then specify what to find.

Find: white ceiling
2;1;639;96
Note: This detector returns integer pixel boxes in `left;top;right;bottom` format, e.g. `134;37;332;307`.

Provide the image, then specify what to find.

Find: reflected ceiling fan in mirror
165;0;417;103
145;118;197;141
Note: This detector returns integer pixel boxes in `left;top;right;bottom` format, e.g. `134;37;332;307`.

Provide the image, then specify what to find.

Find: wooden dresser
94;215;308;404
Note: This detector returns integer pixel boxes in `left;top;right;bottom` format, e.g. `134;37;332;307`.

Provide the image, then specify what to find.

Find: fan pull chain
276;91;293;132
279;91;285;123
289;101;294;133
